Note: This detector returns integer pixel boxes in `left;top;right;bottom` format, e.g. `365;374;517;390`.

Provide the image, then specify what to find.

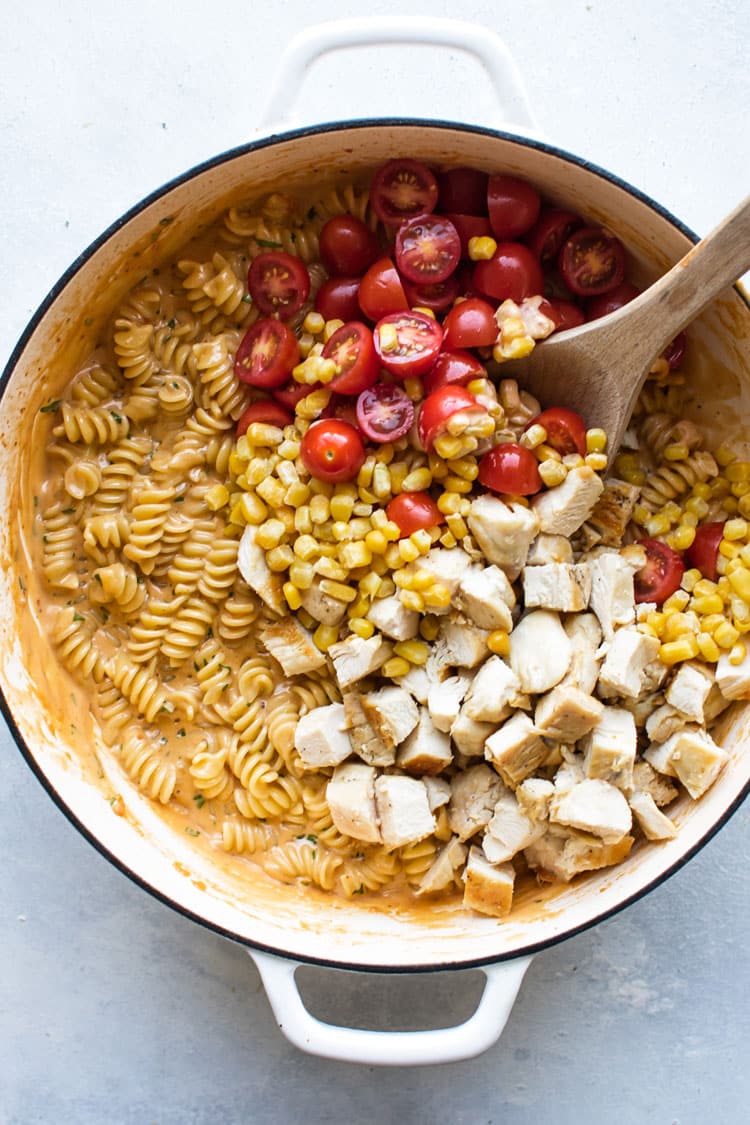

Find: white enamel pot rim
2;28;750;1063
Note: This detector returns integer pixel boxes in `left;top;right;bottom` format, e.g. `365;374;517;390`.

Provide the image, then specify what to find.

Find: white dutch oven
1;19;749;1066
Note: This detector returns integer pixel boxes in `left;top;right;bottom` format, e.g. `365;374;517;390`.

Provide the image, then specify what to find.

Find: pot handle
258;17;538;136
248;949;532;1066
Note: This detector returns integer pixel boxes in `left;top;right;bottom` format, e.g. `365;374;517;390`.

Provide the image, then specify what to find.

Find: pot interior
1;122;749;970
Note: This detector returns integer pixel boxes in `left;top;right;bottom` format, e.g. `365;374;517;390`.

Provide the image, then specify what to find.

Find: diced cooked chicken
483;793;545;863
298;579;348;626
552;756;587;795
374;775;436;848
534;684;603;742
665;657;715;720
448;764;507;841
524;828;634;882
531;466;604;536
509;610;572;694
396;662;437;704
516;777;555;822
522;562;592;612
620;690;666;729
417;837;468;895
645;703;687;744
361;686;420;749
630;760;679;807
423;775;452;811
428;672;471;732
550;778;632;843
462;847;515;918
463;656;522;723
260;616;326;677
433;620;490;670
450;708;496;757
715;645;750;700
485;713;547;787
342;692;394;767
643;739;679;778
628;790;677;841
581;706;637;788
657;727;729;799
417;547;476;609
467;495;540;579
526;533;574;566
584;477;641;547
397;708;453;775
366;595;419;642
586;550;636;639
238;524;285;615
597;627;661;699
326;762;381;843
294;702;352;768
456;565;515;631
329;633;393;688
560;612;602;695
704;682;733;724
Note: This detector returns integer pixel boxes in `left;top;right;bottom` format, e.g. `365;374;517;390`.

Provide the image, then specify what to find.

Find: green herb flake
241;294;253;304
177;728;186;738
353;885;365;895
39;400;61;414
256;238;283;249
306;834;317;844
193;793;206;808
185;826;201;837
167;318;177;329
61;506;76;515
159;216;174;226
174;495;185;503
110;410;123;423
72;613;84;623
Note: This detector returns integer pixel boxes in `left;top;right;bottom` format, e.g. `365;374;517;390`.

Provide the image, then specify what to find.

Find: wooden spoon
510;193;750;455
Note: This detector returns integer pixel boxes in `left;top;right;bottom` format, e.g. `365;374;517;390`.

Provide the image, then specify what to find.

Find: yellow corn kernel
726;461;750;482
586;428;608;454
663;443;690;461
535;443;562;464
729;640;747;666
363;529;387;555
409;569;434;592
696;631;721;662
723;496;740;514
287;560;314;590
662;612;695;643
680;567;702;593
394;640;430;665
293;506;312;535
714;620;740;649
563;453;586;470
393;568;414;590
691;594;725;615
382;656;411;679
318;579;357;604
284;481;309;508
237;491;268;525
377;577;396;598
693;578;719;598
291;534;317;561
719;538;742;560
659;636;699;664
381;519;401;542
315;556;349;581
646;612;666;638
645;513;674;537
439;530;458;548
398;539;421;564
669;525;696;551
724;518;748;540
305;493;328;524
446;457;479;482
663;590;691;613
521;424;547;449
680;511;699;529
338;541;372;570
493;336;534;363
266;545;294;572
468;235;498;260
632;504;650;526
322;318;344;343
428;454;449;481
437;491;465;516
302;310;325;336
409;528;433;555
349;617;375;639
714;443;737;467
422;583;451;609
400;467;432;492
370;508;388;530
433;433;468;461
400;589;425;613
255;519;286;550
412;306;437;320
255;477;287;508
442;474;473;494
731;595;750;622
403;377;424;402
487;630;510;656
738;495;750;520
419;616;440;641
204;483;229;511
585;452;608;472
384;543;403;570
245;422;284;447
445;513;468;539
282;582;303;610
614;453;646;487
313;624;339;652
538;460;567;488
728;567;750;603
328;494;353;523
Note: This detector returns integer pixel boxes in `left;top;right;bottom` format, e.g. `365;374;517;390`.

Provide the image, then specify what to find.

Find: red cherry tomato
686;521;725;582
545;298;586;332
487;175;541;240
444;213;493;256
319;215;379;276
369;158;438;225
472;242;544;303
356;384;415;443
586;281;640;320
558;227;626;297
300;419;365;483
442;297;498;349
418;385;481;452
315;276;362;322
247;251;310;319
437;167;489;215
358;257;409;321
478;443;543;496
422;349;485;395
633;539;686;605
234;319;299;389
272;380;320;410
395;215;461;285
525;208;583;263
323;321;380;395
373;312;444;379
528;407;587;457
321;394;360;430
236;399;294;436
386;492;444;538
403;274;460;314
664;331;687;370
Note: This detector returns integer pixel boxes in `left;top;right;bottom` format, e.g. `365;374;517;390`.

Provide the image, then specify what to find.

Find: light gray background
1;2;749;1122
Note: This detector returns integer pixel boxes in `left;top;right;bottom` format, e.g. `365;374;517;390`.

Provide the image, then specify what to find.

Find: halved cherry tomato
442;297;498;349
273;380;320;410
358;257;409;321
319;215;379;276
370;158;438;225
528;407;587;457
356;384;415;443
545;298;586;332
403;274;460;314
387;492;444;537
438;167;489;215
558;227;626;297
444;213;493;256
686;521;725;582
477;442;543;496
586;281;640;320
315;277;362;322
234;319;299;389
487;175;541;240
395;215;461;284
525;208;583;263
373;312;444;379
422;349;485;395
236;399;294;436
472;242;544;303
418;385;482;452
323;321;379;395
247;251;310;318
633;539;685;604
664;331;687;370
300;419;365;483
321;394;360;430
